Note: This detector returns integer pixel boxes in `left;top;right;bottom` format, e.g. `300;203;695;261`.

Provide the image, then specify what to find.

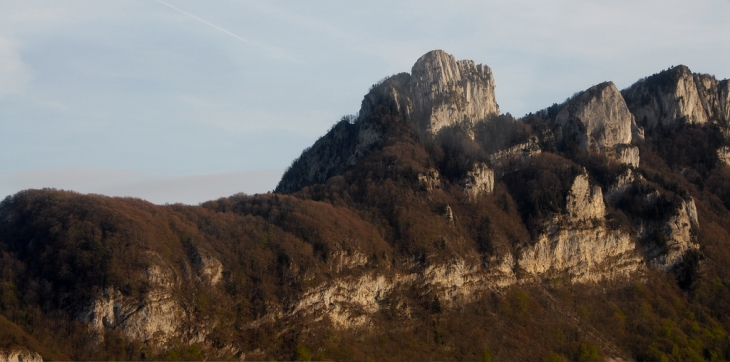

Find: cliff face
554;82;640;166
518;172;642;282
276;50;498;193
78;249;225;345
410;50;499;135
461;163;495;201
622;65;730;129
0;348;43;362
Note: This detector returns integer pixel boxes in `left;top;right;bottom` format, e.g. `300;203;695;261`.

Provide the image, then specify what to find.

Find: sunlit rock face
78;252;223;345
518;172;643;283
418;168;441;191
639;195;700;271
409;50;499;135
461;162;494;201
623;65;730;129
276;50;500;193
554;82;639;166
77;264;186;344
488;136;542;178
0;348;43;362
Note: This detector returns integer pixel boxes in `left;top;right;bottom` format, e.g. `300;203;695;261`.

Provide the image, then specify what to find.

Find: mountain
3;50;730;361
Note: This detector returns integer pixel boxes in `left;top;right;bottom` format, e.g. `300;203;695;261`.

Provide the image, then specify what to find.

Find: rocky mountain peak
622;64;730;129
409;50;499;135
276;50;499;193
554;81;640;166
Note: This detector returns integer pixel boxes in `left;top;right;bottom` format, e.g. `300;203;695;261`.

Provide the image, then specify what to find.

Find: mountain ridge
2;50;730;361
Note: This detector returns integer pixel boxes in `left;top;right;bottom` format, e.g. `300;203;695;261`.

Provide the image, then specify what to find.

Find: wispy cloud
154;0;251;43
153;0;294;62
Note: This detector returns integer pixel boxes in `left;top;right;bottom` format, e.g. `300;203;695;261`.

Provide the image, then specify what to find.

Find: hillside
3;50;730;361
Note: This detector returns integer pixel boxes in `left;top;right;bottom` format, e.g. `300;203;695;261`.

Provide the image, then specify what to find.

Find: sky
1;0;729;204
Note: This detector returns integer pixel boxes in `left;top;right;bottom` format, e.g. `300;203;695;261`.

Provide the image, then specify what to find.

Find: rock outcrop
276;50;499;193
518;172;643;283
605;169;640;205
615;144;640;168
622;65;730;129
410;50;499;135
78;252;222;346
189;247;223;286
488;135;542;178
565;173;604;222
418;168;441;191
461;162;494;200
0;348;43;362
554;82;639;166
251;257;514;330
641;196;700;270
78;264;187;344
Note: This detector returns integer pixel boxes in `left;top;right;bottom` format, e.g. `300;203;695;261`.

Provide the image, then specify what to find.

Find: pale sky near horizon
1;0;729;204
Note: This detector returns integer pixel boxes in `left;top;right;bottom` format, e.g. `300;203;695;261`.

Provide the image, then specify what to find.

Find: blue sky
1;0;729;204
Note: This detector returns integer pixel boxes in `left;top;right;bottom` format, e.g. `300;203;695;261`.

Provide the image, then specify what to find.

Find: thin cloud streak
154;0;251;44
152;0;293;62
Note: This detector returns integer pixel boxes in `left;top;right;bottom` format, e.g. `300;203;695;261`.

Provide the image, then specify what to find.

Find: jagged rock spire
409;50;499;135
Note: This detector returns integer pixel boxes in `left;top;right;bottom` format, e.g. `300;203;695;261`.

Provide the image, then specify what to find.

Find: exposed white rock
0;348;42;362
461;162;494;200
624;66;712;129
78;263;189;344
287;257;511;329
328;250;369;274
654;198;699;269
614;144;640;168
410;50;499;135
638;195;700;271
567;173;605;222
721;80;730;124
519;173;643;283
486;252;518;288
443;205;455;223
488;136;542;178
190;248;223;286
718;146;730;166
290;273;411;329
417;168;441;191
631;117;645;141
555;82;634;154
605;169;639;205
353;73;413;162
277;50;500;192
422;259;487;305
79;287;184;343
519;224;642;283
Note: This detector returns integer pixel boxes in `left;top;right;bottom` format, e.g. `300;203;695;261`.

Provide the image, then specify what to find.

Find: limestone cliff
410;50;499;135
518;172;643;283
622;65;730;129
243;175;649;333
418;168;441;191
488;135;542;178
0;348;42;362
276;50;499;193
78;251;223;345
461;162;494;200
78;264;186;344
554;82;640;166
639;194;700;270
